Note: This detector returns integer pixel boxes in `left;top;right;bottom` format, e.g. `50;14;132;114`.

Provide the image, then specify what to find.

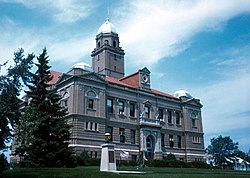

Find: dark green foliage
189;161;210;169
0;153;9;173
76;151;90;166
0;49;34;150
75;151;100;166
147;159;209;169
16;49;73;167
118;160;138;167
147;159;189;168
165;153;177;160
206;135;239;167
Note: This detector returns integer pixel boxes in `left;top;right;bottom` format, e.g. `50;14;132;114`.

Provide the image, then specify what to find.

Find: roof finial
107;0;110;18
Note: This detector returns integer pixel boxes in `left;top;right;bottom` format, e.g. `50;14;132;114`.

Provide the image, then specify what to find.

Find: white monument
100;133;117;172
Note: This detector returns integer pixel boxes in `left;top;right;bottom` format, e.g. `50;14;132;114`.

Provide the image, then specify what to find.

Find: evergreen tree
16;49;73;167
0;49;34;150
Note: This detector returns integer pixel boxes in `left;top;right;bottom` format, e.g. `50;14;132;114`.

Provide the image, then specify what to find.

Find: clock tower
91;18;125;79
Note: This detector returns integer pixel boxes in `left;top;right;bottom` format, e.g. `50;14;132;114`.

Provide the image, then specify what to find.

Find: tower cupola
91;18;125;79
98;18;117;34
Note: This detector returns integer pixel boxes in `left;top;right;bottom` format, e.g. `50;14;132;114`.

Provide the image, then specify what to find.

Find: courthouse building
12;19;205;162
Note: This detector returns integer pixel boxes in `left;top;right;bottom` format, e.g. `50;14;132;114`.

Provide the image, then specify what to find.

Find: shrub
117;160;138;167
147;159;189;168
165;154;176;161
76;151;90;166
76;151;100;166
189;161;210;169
85;158;100;166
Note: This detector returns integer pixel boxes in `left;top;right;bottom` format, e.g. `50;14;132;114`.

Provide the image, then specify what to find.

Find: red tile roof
151;89;177;99
48;70;63;85
106;76;177;99
105;76;137;89
48;70;177;99
119;71;140;88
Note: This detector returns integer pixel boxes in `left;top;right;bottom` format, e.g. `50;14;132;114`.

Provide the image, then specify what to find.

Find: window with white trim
85;122;99;131
192;136;201;143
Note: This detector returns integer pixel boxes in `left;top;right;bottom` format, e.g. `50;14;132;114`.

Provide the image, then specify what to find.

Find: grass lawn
2;166;250;178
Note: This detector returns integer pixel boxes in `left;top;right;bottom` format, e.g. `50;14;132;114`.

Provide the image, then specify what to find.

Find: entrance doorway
146;135;154;160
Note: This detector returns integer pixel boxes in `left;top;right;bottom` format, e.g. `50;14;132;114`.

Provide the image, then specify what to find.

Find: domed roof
72;62;93;72
97;18;117;34
173;90;193;99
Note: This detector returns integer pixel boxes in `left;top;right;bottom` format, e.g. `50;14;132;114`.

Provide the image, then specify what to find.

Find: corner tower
91;18;125;79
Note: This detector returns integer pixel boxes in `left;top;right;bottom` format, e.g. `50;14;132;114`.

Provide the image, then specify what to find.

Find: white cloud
191;45;250;134
114;0;250;67
3;0;97;23
0;17;95;74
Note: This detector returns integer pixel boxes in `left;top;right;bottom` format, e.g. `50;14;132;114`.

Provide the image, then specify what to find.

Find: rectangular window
176;112;181;125
177;136;182;148
107;126;113;141
158;108;164;120
169;135;174;148
86;122;89;130
192;118;196;127
132;155;137;161
88;99;94;109
167;110;172;124
192;136;201;143
161;133;165;147
145;106;150;118
119;128;125;143
130;103;135;117
95;123;98;131
118;100;124;114
131;129;136;144
107;98;113;113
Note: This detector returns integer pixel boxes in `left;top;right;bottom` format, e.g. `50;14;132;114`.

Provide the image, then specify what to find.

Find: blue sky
0;0;250;157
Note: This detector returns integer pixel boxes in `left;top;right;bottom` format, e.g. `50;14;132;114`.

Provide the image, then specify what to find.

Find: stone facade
10;19;205;163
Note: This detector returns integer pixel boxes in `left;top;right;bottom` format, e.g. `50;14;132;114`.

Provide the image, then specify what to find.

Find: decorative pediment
81;72;106;83
183;98;203;107
139;67;151;75
143;100;152;106
56;74;72;84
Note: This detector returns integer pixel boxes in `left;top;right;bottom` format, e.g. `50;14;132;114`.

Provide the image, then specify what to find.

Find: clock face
142;74;148;83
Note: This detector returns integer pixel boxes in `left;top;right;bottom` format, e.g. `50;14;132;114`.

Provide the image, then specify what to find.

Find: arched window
86;90;98;110
87;90;96;98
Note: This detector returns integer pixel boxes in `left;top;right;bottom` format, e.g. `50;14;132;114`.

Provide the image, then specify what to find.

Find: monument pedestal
100;143;117;172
